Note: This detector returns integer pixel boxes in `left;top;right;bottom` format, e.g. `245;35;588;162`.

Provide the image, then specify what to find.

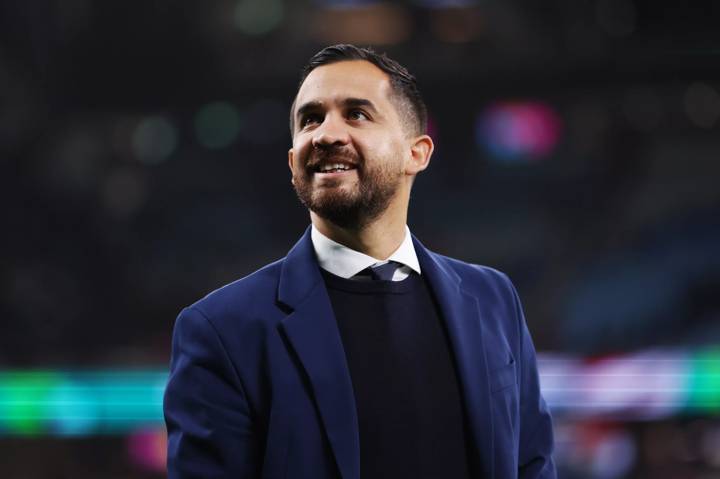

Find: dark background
1;0;719;477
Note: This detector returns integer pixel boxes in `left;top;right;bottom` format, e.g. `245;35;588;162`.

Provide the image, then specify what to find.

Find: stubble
292;147;403;229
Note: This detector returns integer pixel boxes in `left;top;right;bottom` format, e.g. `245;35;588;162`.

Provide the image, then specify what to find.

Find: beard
292;147;403;229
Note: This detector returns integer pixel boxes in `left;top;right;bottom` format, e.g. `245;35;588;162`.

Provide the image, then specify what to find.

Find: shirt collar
310;224;422;279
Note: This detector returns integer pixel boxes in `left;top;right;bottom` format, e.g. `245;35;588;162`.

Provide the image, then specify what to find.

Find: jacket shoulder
434;253;516;297
185;258;285;329
432;253;523;337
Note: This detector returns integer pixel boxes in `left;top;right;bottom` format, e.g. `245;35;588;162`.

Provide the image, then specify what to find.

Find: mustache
306;146;360;170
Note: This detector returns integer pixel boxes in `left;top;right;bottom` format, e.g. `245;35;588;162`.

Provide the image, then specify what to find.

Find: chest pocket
489;357;516;393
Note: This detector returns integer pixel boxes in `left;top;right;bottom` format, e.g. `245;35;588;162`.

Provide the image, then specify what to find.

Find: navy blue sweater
321;269;472;479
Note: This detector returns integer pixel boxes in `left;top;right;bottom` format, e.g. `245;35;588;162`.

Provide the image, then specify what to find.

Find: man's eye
348;110;369;121
301;114;322;127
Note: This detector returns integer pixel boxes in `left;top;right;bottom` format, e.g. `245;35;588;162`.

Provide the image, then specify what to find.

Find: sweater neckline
319;268;419;294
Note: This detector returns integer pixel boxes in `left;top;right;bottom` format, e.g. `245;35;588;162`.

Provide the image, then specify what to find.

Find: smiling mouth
315;163;357;174
308;157;359;175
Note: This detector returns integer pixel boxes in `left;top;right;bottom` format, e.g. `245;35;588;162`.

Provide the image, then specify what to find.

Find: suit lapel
277;228;360;479
413;236;495;478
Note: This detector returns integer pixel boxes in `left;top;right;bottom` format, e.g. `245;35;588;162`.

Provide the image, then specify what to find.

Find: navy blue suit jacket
164;228;556;478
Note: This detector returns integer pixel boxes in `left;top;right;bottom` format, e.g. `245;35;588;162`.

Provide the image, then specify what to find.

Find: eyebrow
295;97;379;122
344;98;378;113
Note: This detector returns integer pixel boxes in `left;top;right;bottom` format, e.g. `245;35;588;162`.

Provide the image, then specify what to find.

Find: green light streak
0;371;167;436
0;371;62;435
688;348;720;412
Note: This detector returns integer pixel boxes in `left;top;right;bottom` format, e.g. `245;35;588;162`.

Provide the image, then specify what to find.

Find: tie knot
357;261;401;281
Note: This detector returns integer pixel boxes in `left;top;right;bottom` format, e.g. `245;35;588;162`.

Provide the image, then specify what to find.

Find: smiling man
164;44;556;479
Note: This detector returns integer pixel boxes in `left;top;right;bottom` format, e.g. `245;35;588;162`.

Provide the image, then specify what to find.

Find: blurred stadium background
1;0;720;477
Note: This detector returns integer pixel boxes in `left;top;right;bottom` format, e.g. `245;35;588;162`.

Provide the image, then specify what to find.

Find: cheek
291;141;311;168
358;135;394;160
373;140;407;171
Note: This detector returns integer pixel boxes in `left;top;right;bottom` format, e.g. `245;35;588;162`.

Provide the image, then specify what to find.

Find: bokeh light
234;0;284;35
429;6;484;43
194;101;243;149
311;3;411;45
476;101;562;162
128;429;167;472
48;377;101;436
131;116;178;164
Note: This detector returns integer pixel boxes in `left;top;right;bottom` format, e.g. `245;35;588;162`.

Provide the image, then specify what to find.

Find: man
164;44;556;479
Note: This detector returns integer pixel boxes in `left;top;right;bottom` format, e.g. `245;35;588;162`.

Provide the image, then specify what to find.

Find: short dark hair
290;44;428;137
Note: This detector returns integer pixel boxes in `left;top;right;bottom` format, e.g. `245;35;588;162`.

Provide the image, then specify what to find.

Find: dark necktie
355;261;401;281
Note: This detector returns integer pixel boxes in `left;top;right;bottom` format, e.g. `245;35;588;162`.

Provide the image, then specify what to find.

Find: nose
311;114;350;149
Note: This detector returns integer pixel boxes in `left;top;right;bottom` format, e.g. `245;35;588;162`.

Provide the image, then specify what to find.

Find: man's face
288;60;410;228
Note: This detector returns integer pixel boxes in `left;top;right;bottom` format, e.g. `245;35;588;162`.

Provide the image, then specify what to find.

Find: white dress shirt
310;225;421;281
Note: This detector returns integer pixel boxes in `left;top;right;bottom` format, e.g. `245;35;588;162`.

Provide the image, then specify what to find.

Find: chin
311;188;358;206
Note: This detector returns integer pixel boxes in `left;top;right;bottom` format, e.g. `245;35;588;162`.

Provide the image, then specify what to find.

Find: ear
288;148;296;185
405;134;434;176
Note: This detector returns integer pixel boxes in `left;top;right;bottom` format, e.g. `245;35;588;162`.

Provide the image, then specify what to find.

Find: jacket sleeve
163;306;260;478
509;281;558;479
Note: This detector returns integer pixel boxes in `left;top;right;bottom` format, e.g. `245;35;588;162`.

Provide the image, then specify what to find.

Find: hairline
289;59;423;139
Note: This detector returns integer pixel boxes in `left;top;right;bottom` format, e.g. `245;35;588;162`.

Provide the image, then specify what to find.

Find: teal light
0;371;166;436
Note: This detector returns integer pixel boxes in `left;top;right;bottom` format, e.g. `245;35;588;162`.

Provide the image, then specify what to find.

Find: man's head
288;44;433;229
290;44;428;137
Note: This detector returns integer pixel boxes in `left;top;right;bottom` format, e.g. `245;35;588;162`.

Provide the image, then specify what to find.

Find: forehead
295;60;393;110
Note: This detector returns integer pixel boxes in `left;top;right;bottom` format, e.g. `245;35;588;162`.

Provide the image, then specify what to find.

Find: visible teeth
319;163;351;172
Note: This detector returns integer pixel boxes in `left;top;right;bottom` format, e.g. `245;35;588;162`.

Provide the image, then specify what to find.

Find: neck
311;204;408;260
